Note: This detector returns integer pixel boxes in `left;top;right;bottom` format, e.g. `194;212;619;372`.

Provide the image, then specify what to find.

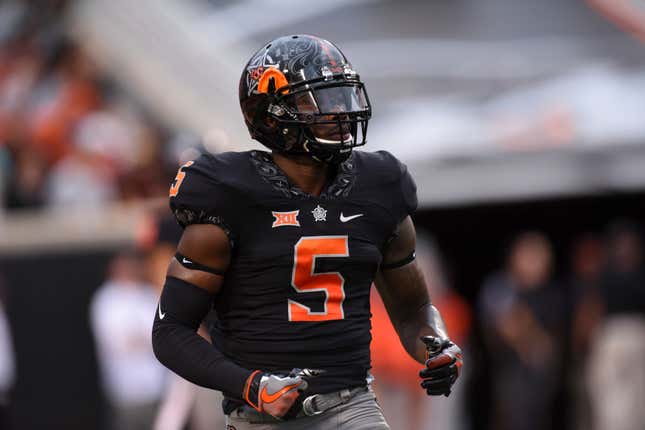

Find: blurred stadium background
0;0;644;429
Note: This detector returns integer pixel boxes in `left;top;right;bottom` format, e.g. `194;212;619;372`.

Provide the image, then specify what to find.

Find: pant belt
232;385;367;423
299;385;367;417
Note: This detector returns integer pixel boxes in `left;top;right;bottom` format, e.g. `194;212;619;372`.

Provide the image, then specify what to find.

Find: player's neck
271;152;332;197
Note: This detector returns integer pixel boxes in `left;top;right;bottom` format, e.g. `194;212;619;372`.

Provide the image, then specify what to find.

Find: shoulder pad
353;150;418;222
168;152;249;239
352;150;401;184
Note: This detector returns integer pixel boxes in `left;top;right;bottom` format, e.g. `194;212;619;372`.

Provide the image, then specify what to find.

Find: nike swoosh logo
260;383;300;404
340;213;363;223
158;303;166;320
182;257;191;264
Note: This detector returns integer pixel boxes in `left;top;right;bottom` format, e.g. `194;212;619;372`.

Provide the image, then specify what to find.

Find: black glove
419;336;463;397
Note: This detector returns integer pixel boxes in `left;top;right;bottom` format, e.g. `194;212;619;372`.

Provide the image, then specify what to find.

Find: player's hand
419;336;463;397
243;369;312;418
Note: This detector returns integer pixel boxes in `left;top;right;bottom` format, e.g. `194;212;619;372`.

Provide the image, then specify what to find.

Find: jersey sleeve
168;154;237;242
398;161;418;221
361;150;418;224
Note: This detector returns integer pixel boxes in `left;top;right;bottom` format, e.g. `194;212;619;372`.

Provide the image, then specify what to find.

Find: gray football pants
225;387;390;430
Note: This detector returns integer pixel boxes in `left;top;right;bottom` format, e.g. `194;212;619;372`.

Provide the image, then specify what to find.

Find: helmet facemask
267;74;371;164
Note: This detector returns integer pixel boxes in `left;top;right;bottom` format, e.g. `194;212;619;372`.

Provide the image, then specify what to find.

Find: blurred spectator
0;45;42;145
90;250;165;430
371;233;471;430
587;221;645;430
0;22;176;211
568;234;605;430
44;108;132;207
598;221;645;315
44;141;116;207
570;234;605;355
4;139;47;208
26;39;101;165
478;232;566;430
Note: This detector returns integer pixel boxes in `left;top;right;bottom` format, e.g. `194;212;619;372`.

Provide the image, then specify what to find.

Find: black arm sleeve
152;276;252;398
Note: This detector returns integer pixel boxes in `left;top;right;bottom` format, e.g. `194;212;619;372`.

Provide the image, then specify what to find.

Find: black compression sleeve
152;276;252;398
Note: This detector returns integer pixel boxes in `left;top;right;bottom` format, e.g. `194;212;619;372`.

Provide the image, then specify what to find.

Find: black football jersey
169;149;417;396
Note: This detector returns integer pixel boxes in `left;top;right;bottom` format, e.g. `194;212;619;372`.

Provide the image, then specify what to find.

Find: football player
152;34;463;429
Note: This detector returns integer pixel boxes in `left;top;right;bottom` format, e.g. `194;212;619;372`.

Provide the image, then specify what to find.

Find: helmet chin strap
303;138;352;164
313;136;355;145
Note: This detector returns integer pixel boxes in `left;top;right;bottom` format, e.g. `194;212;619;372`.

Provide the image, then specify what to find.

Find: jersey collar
249;150;356;199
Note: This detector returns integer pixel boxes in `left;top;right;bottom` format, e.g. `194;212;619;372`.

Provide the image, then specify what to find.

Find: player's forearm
395;302;449;363
375;256;449;363
152;319;251;396
152;276;252;397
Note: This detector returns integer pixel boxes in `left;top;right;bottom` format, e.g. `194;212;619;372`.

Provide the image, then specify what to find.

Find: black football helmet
239;35;371;164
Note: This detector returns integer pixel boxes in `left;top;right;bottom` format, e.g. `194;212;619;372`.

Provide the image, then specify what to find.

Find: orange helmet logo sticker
272;210;300;228
258;68;289;94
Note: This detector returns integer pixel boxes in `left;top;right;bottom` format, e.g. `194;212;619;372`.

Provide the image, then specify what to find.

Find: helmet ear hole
263;116;278;130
